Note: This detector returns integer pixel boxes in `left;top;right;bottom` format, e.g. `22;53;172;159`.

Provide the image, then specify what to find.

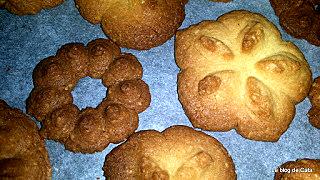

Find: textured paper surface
0;0;319;179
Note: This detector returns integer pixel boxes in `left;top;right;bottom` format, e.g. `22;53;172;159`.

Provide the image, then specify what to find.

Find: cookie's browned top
0;100;51;179
26;38;151;153
1;0;64;15
75;0;188;50
103;125;236;179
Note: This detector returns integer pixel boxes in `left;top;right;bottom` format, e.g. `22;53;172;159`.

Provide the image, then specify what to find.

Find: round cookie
0;100;51;179
269;0;320;46
274;159;320;179
308;77;320;128
26;38;151;153
74;0;188;50
103;125;237;179
175;10;312;141
0;0;64;15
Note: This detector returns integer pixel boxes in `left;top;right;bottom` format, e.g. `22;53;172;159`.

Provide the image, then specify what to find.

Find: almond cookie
175;10;312;141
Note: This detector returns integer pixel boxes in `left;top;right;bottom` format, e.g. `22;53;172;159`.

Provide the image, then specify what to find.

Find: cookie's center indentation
72;77;107;110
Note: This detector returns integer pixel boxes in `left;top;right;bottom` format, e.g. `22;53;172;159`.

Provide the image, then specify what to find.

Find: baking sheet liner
0;0;319;179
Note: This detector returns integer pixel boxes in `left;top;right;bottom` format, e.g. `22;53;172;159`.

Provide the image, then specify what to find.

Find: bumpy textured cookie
0;100;51;179
175;10;312;141
75;0;188;50
26;38;151;153
308;77;320;128
0;0;63;15
103;125;236;179
270;0;320;46
274;159;320;180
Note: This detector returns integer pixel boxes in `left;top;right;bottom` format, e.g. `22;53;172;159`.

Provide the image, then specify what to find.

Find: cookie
175;10;312;141
0;0;63;15
308;77;320;128
75;0;188;50
26;38;151;153
274;159;320;180
0;100;51;179
103;125;236;179
270;0;320;46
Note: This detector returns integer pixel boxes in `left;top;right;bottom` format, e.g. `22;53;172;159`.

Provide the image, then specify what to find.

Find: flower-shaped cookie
175;10;312;141
75;0;188;50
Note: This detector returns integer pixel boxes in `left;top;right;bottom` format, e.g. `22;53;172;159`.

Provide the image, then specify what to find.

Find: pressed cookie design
27;38;151;153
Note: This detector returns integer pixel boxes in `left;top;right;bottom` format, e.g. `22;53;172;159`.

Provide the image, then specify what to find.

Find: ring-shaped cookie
26;38;151;153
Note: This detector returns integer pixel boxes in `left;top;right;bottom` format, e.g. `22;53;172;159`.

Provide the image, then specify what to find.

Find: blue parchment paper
0;0;319;179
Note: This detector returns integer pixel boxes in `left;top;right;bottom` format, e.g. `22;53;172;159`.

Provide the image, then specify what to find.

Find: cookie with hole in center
26;38;151;153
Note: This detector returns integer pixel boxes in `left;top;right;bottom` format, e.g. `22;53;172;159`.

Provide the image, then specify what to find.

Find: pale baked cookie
103;125;236;180
274;159;320;180
0;0;63;15
74;0;188;50
0;100;51;179
175;10;312;141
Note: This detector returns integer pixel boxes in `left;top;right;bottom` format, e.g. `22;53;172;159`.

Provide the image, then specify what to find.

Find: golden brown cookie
175;10;312;141
103;125;237;179
0;100;51;179
0;0;64;15
269;0;320;46
308;77;320;128
274;159;320;180
74;0;188;50
26;38;151;153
